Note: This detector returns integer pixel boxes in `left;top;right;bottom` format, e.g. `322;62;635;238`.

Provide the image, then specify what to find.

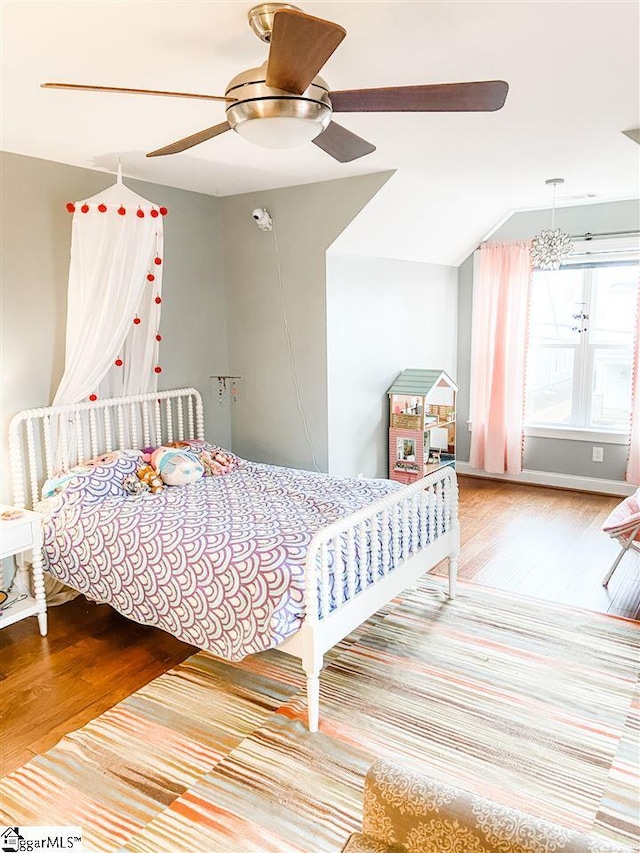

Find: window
525;260;638;434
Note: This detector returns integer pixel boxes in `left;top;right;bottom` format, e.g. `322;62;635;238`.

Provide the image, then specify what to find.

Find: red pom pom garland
89;394;97;402
66;195;166;386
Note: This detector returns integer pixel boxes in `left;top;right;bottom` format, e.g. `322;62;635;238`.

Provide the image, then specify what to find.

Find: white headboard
8;388;204;510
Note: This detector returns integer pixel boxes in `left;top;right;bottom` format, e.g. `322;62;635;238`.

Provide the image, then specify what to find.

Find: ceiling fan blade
147;122;231;157
266;9;346;95
312;121;376;163
41;83;235;103
330;81;509;112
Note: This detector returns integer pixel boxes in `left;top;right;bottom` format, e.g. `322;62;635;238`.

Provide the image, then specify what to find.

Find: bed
9;388;460;732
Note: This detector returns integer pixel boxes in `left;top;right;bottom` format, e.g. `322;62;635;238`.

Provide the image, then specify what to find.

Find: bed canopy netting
46;169;167;603
54;168;166;408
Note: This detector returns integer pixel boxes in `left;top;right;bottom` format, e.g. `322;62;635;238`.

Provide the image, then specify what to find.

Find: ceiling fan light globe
234;115;324;148
225;67;331;150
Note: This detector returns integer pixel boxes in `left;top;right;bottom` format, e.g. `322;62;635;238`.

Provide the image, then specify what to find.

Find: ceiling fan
42;2;509;163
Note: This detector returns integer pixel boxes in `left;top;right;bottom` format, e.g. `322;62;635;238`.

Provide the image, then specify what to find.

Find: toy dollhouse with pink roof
388;369;458;485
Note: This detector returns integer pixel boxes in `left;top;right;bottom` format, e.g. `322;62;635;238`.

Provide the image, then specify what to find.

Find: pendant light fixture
530;178;573;270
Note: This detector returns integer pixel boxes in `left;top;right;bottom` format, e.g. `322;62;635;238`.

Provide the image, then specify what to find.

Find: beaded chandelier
530;178;573;270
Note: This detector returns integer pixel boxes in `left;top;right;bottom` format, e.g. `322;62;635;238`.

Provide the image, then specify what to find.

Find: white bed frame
9;388;459;732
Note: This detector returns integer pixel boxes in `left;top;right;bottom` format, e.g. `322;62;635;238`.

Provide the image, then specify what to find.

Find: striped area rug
2;580;638;853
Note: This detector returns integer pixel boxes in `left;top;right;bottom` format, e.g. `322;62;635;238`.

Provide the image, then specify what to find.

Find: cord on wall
271;220;321;473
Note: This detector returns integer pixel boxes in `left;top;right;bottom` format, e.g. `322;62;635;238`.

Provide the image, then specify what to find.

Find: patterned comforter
40;446;398;660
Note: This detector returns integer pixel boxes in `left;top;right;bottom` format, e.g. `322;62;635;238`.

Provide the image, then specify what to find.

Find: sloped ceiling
2;1;638;265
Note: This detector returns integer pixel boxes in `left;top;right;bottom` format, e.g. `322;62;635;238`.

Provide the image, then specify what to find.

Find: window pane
591;265;639;345
529;269;584;343
590;348;633;430
526;347;574;425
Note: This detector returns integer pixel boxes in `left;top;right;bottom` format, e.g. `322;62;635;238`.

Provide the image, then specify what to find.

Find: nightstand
0;504;47;635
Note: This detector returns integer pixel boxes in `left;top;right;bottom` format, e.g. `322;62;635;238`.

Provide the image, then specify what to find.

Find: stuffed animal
199;447;235;476
136;464;164;494
151;447;204;487
123;474;150;496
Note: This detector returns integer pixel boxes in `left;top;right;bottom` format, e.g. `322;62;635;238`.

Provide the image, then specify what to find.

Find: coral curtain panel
469;240;532;474
627;280;640;484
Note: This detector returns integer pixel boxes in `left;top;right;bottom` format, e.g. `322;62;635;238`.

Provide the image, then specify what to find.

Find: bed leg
448;556;458;600
306;670;320;733
302;648;323;733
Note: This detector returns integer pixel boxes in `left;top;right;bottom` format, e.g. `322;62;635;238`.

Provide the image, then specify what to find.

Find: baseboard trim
455;462;635;497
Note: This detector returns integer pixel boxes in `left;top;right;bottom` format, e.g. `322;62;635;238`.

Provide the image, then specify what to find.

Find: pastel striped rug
2;580;638;853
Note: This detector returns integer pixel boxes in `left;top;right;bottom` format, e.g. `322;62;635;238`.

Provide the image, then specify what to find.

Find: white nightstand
0;505;47;635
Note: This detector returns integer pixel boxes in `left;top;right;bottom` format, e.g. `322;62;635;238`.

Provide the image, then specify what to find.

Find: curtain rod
476;228;639;252
569;229;639;240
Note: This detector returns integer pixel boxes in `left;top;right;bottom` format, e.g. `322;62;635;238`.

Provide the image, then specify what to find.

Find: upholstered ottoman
342;760;634;853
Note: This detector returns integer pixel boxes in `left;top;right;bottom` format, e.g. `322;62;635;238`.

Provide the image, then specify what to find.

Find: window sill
523;426;630;445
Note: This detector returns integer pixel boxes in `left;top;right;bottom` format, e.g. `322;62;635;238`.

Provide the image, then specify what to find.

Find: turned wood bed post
303;539;322;733
446;472;460;599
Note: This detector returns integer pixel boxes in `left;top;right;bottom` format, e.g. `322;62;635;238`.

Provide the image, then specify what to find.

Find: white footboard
277;465;460;732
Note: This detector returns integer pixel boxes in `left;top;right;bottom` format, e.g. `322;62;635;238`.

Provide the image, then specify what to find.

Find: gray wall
457;199;639;481
220;172;393;472
327;253;458;479
0;152;230;505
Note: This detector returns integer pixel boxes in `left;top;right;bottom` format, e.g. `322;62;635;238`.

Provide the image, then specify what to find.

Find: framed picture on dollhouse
390;427;423;476
397;436;417;462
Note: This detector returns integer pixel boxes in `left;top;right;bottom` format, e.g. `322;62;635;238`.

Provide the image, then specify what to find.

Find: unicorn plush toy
151;447;204;487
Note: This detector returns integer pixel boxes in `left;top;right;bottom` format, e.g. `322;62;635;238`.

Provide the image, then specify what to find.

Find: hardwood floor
0;598;196;776
434;476;639;620
1;476;638;776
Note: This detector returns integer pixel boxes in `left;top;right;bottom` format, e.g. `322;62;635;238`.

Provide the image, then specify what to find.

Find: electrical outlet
592;446;604;463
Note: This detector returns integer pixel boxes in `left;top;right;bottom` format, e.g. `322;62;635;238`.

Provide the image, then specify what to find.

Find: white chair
602;488;640;587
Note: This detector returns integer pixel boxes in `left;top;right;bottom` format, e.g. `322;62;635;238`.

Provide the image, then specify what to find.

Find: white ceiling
2;1;639;265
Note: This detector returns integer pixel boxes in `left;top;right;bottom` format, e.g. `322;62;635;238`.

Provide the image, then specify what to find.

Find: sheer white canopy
48;173;166;603
54;174;165;407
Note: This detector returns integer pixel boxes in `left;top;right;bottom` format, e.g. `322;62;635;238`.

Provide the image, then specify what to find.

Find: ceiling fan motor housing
248;3;302;43
225;66;332;146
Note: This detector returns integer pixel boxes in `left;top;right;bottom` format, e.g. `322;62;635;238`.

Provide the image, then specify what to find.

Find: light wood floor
434;476;639;620
1;476;638;776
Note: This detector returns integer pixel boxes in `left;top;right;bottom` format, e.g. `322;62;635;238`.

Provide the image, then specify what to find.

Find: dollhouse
388;369;458;484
